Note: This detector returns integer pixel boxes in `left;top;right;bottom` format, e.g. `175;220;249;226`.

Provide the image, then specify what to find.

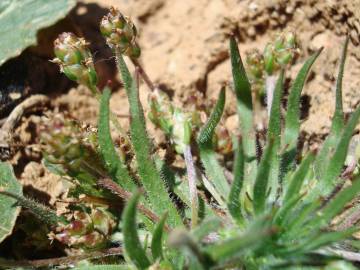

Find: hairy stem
131;58;156;91
183;145;199;228
97;178;171;232
265;74;278;117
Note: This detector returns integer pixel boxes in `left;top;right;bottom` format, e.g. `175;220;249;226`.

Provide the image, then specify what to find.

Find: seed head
100;7;141;58
53;32;97;86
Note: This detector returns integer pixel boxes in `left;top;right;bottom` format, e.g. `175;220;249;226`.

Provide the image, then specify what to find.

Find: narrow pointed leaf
229;36;257;186
116;51;182;227
283;152;315;203
315;38;349;178
197;88;229;199
314;106;360;197
308;176;360;232
122;192;151;269
98;88;136;191
228;136;245;224
253;139;276;214
282;49;322;170
229;36;255;158
151;212;168;260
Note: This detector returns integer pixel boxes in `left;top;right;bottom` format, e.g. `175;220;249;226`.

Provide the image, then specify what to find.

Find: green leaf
315;38;349;179
283;151;315;203
282;49;322;170
229;36;255;159
267;70;284;202
314;106;360;197
332;36;349;135
116;51;182;227
197;87;229;199
151;212;168;261
308;176;360;232
281;199;321;240
122;192;151;269
230;36;257;210
0;0;76;65
98;88;136;191
0;162;22;243
228;136;245;224
253;138;275;214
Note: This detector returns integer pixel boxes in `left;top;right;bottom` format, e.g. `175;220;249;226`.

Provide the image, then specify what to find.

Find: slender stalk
0;247;123;268
97;178;171;232
265;74;278;117
131;57;156;91
183;145;199;228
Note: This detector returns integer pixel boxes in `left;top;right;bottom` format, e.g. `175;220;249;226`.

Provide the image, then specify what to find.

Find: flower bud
263;31;298;74
100;7;141;58
53;32;98;86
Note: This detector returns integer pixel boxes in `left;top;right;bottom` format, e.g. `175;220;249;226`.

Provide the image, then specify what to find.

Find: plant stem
0;247;123;268
265;74;278;117
183;145;199;228
97;178;171;232
131;57;156;91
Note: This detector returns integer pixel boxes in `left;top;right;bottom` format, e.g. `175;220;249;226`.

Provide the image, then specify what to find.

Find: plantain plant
1;6;360;270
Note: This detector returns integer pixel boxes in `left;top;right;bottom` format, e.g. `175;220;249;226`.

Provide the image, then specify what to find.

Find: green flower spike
264;31;298;74
100;6;141;58
53;32;98;87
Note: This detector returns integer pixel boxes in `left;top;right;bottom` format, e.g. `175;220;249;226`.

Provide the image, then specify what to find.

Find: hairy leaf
283;152;315;203
315;38;349;179
198;87;229;199
228;136;245;224
230;36;257;208
122;192;151;269
308;176;360;232
282;49;322;170
253;139;275;214
98;88;136;191
314;106;360;197
116;51;182;227
151;212;168;260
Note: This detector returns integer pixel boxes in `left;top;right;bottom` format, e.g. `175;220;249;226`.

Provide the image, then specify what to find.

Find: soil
1;0;360;255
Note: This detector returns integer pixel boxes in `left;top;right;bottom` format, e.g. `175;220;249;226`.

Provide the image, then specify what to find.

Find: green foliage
98;88;136;191
0;162;22;243
115;50;182;227
197;87;229;200
151;212;168;260
122;192;151;269
3;7;360;270
0;0;75;65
